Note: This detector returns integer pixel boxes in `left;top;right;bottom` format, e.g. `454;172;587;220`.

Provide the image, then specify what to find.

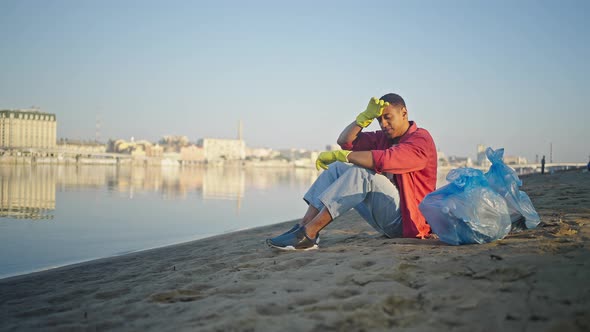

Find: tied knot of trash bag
447;168;487;189
486;147;522;187
485;147;540;229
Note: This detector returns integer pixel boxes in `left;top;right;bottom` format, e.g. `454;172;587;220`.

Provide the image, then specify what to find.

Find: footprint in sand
268;258;314;272
150;290;201;304
350;260;376;270
330;288;361;299
381;295;419;317
150;289;204;304
255;303;290;316
390;263;424;289
472;267;535;282
294;297;319;306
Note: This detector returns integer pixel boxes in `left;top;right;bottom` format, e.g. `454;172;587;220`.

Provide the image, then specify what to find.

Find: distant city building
110;139;153;156
476;144;490;167
448;156;473;167
198;138;246;161
159;135;190;153
0;108;57;149
161;152;180;165
56;139;106;154
245;147;279;159
437;151;449;167
146;144;164;158
279;148;314;161
504;155;528;165
180;145;205;163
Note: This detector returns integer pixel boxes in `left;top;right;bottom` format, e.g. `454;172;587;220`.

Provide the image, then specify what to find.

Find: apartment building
0;109;57;149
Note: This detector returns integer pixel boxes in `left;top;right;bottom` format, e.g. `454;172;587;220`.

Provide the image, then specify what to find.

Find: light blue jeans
303;162;403;238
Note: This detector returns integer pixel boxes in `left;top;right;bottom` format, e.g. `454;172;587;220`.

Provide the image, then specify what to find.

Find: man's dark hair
380;93;406;109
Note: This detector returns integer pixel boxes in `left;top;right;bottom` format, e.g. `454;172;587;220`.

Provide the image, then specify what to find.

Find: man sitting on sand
266;93;438;250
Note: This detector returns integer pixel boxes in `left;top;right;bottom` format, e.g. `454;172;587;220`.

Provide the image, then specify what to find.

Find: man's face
377;105;409;139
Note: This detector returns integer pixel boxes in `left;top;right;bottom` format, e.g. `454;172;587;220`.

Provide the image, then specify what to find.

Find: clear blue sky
1;0;588;162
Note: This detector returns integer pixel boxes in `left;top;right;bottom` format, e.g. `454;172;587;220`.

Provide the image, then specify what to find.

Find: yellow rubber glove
356;97;390;128
316;150;352;170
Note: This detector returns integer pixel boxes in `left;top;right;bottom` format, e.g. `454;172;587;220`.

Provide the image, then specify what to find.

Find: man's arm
336;121;363;147
347;151;375;169
335;122;375;169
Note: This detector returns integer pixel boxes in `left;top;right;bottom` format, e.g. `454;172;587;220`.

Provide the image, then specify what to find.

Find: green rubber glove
356;97;390;128
316;150;352;170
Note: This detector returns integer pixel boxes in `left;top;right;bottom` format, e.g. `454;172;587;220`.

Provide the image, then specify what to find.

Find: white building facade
0;109;57;149
198;138;246;162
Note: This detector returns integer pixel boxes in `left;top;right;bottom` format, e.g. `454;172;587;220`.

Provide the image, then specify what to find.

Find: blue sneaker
274;223;320;244
278;223;301;237
266;226;319;251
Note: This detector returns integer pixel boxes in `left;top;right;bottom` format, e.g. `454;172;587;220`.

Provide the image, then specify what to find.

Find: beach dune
1;170;589;331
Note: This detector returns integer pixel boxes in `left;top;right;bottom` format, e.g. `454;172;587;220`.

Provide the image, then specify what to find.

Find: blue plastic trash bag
484;147;541;229
419;168;511;245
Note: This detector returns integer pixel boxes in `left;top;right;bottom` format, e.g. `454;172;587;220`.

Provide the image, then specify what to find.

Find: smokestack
238;120;243;141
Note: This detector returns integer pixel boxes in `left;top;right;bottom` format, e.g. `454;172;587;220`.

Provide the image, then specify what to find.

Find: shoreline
1;170;588;331
0;220;298;283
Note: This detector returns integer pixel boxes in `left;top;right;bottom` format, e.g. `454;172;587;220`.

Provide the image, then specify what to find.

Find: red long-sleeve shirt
340;121;437;238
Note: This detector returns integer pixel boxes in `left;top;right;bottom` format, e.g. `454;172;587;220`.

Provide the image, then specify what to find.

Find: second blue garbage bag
484;147;541;229
419;168;512;245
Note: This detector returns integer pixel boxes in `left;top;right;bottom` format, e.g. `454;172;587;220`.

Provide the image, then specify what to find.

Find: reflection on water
1;164;449;221
0;166;55;219
0;165;320;220
203;167;245;200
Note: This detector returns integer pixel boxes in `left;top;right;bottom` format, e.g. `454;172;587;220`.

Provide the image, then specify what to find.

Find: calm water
0;165;320;279
0;164;450;279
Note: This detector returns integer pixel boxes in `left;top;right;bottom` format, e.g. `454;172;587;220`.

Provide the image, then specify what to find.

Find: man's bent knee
333;162;375;178
326;161;354;176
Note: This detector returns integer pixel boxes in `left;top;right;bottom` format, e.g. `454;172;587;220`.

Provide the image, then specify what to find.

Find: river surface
0;164;450;279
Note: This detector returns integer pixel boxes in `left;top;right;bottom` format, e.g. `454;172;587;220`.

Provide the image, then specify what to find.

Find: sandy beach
1;169;588;331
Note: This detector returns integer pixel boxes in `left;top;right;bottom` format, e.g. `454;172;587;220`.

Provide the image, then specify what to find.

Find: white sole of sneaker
268;243;319;251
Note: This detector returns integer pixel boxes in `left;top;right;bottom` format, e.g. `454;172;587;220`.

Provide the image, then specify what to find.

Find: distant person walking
541;155;546;175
